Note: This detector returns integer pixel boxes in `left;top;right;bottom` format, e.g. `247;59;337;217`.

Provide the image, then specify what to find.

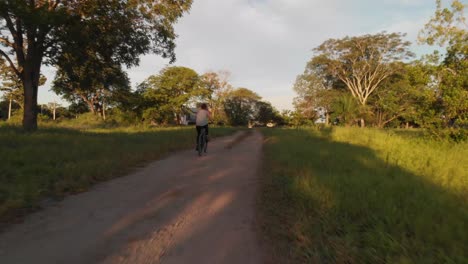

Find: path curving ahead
0;131;264;264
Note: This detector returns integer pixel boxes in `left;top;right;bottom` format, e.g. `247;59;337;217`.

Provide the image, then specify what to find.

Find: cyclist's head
200;103;208;110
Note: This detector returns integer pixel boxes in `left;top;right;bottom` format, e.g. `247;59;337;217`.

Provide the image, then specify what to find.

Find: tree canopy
419;0;467;127
312;32;414;107
200;71;233;124
224;88;262;126
139;66;205;125
0;0;193;130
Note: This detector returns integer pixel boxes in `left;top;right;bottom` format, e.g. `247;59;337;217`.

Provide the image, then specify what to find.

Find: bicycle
197;127;208;156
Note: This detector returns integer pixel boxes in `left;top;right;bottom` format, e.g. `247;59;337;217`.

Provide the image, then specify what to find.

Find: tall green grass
260;127;468;263
0;124;236;222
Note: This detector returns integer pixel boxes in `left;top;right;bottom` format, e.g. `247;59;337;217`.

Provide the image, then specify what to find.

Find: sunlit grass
260;127;468;263
0;123;236;221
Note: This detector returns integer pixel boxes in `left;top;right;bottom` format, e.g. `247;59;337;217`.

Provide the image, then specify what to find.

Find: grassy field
0;124;237;222
260;127;468;264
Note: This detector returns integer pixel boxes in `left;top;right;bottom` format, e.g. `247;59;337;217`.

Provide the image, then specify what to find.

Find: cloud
126;0;359;111
35;0;438;111
383;0;428;7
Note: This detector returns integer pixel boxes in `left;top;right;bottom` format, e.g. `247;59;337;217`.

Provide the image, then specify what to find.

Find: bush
108;108;141;126
56;112;117;129
427;128;468;142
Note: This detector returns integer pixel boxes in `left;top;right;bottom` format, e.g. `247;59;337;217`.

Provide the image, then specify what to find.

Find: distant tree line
0;65;283;127
292;0;467;130
2;0;465;132
0;0;284;128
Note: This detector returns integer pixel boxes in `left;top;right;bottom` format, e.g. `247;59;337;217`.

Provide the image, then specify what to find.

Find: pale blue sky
29;0;463;110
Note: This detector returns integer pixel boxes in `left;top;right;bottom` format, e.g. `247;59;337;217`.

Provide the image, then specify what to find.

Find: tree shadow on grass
261;129;467;264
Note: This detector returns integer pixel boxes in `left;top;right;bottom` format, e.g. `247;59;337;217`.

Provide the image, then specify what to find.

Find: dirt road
0;131;264;264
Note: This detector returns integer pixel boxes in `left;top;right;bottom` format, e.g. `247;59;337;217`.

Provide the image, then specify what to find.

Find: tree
52;62;130;118
293;69;344;125
0;97;20;120
0;0;192;130
439;45;468;126
200;71;233;124
278;110;294;126
51;1;148;118
368;63;432;128
46;101;61;120
293;73;323;121
139;66;205;125
68;101;89;118
255;101;283;125
311;32;414;126
0;60;21;120
224;88;261;126
330;94;360;126
419;0;466;48
419;0;467;127
284;110;314;127
0;59;46;118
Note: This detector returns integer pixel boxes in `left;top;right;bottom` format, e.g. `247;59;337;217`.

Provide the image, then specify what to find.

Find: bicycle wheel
198;128;206;156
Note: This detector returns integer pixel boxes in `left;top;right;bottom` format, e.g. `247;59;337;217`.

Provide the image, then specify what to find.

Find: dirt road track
0;131;264;264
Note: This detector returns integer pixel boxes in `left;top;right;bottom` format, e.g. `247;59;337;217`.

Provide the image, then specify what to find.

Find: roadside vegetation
0;1;466;261
0;0;279;226
0;123;236;222
290;0;467;137
260;127;467;263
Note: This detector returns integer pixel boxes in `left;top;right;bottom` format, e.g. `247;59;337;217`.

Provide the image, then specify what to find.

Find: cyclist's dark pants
196;125;209;146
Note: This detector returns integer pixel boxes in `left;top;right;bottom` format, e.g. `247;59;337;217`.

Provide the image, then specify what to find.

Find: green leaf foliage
139;66;206;125
224;88;261;126
0;0;192;130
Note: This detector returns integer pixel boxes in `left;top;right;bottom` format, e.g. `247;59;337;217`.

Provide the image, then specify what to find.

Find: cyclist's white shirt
196;109;210;126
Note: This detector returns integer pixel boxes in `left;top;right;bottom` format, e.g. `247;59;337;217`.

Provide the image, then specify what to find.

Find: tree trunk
22;65;41;131
325;111;330;126
80;95;96;114
360;118;365;128
377;111;383;128
210;102;216;119
176;113;181;125
8;97;12;120
102;99;106;120
53;101;56;120
405;122;409;129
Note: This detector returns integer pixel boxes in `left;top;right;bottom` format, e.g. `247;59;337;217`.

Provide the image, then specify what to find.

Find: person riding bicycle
195;103;211;151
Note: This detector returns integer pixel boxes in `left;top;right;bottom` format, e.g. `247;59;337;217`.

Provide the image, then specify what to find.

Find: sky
35;0;449;111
